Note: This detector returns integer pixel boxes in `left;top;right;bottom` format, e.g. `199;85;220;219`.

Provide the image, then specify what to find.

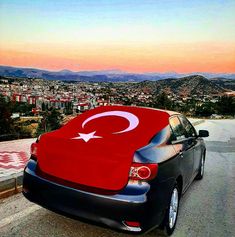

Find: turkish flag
37;106;170;192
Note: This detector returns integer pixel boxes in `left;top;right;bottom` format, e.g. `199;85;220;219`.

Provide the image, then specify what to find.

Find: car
23;106;209;235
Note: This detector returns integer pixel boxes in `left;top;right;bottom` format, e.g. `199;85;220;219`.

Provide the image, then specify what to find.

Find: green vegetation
0;95;15;137
217;96;235;115
148;93;235;117
0;95;63;141
0;95;33;140
63;101;73;115
153;92;174;110
36;108;63;136
0;90;234;142
122;91;235;118
10;101;34;115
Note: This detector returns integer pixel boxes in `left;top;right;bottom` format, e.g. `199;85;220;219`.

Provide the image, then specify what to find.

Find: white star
71;131;102;142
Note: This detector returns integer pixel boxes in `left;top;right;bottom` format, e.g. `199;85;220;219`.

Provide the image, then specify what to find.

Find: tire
162;183;180;236
195;153;205;180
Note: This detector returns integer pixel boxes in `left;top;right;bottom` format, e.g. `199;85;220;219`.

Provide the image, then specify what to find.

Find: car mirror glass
198;130;209;137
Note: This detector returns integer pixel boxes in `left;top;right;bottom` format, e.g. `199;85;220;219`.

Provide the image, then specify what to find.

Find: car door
169;116;194;189
178;115;202;176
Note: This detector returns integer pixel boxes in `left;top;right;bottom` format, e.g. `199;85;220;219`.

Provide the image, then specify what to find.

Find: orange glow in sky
0;1;235;73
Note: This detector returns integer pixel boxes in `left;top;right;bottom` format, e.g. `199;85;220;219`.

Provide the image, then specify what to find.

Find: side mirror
198;130;209;137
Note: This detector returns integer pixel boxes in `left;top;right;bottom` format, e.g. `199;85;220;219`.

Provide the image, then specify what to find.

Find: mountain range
0;65;235;82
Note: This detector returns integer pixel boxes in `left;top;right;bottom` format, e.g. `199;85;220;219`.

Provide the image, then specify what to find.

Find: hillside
134;75;226;97
209;78;235;91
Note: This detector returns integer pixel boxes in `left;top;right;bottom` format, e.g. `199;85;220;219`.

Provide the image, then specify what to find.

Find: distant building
97;99;109;106
77;102;90;112
12;93;22;102
11;113;20;119
28;96;40;105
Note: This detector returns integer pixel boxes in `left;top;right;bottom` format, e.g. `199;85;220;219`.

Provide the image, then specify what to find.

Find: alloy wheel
200;158;204;176
169;188;179;229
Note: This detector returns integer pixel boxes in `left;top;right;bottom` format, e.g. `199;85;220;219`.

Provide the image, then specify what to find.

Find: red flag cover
37;106;170;191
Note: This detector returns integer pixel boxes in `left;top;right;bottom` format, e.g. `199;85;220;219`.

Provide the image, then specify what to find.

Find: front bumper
23;159;167;233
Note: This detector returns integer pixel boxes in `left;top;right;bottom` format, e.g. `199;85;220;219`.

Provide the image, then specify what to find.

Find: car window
179;116;197;137
169;116;186;141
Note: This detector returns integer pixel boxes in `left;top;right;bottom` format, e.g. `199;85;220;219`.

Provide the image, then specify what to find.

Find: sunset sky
0;0;235;73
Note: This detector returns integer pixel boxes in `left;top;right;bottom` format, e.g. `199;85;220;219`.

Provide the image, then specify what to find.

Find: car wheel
195;154;205;180
163;184;180;236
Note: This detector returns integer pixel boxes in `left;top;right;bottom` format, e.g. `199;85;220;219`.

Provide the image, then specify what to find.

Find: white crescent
82;110;139;134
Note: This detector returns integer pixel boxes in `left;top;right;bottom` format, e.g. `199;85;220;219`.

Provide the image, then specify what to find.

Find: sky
0;0;235;73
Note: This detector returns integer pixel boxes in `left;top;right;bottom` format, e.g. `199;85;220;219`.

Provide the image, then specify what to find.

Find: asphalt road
0;119;234;237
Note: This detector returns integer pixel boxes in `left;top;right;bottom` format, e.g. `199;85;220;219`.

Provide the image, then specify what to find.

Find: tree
11;101;34;115
64;101;73;115
36;108;62;136
35;118;46;137
47;108;63;131
194;101;216;117
0;95;15;135
153;92;173;110
41;102;46;111
217;96;235;115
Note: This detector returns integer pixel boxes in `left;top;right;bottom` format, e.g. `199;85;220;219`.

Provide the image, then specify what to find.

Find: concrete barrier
0;172;23;199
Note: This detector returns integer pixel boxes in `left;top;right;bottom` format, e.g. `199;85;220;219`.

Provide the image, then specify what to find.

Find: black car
23;106;209;235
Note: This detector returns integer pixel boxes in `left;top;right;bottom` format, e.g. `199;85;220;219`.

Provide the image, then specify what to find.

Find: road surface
0;120;234;237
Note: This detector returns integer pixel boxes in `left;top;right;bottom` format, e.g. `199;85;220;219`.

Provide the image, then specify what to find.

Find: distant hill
208;77;235;91
0;65;234;82
133;75;226;97
0;65;160;82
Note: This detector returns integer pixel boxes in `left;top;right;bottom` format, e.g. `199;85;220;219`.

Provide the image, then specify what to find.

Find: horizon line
0;65;235;75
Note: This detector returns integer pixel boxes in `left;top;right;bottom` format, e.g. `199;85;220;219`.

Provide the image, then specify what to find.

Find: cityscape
0;70;235;140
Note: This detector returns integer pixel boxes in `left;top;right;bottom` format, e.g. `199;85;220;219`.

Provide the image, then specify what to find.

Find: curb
0;172;23;199
191;119;205;126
